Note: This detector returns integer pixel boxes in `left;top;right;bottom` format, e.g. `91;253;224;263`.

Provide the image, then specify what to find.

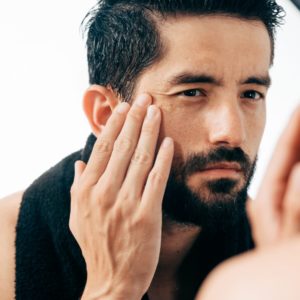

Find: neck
155;218;201;280
147;219;201;299
162;220;201;273
147;197;253;299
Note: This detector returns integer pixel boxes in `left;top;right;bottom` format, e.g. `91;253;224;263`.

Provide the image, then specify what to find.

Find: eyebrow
242;76;272;88
167;73;222;87
166;72;271;88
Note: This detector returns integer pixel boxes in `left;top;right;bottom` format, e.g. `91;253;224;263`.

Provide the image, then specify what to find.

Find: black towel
15;133;150;300
15;133;253;299
16;134;89;299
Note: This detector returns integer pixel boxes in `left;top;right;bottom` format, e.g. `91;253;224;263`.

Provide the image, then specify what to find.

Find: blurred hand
69;94;174;300
247;105;300;247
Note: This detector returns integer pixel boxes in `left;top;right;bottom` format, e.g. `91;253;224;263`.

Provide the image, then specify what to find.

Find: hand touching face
70;95;174;299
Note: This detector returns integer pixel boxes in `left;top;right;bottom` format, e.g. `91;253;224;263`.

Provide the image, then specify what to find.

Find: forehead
138;15;271;90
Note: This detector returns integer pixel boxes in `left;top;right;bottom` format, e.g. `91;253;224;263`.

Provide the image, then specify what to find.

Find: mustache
181;146;252;178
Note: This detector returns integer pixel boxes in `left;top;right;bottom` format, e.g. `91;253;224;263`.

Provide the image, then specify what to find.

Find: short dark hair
83;0;285;102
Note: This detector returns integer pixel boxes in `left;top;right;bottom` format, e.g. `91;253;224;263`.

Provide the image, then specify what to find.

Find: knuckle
111;202;130;221
98;183;114;199
112;207;123;221
131;149;152;165
114;137;134;153
136;211;150;224
96;177;115;200
128;212;146;228
120;190;131;201
142;122;155;135
114;205;136;222
94;139;113;154
149;170;165;185
128;108;144;122
119;186;137;203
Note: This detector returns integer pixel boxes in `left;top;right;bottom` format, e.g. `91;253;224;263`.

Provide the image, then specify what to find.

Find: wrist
82;290;141;300
81;288;125;300
82;280;143;300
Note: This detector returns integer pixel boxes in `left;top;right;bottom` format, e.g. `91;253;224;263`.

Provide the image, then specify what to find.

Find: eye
242;90;265;101
179;89;205;97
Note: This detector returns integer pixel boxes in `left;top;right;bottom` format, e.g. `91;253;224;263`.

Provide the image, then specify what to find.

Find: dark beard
162;146;256;233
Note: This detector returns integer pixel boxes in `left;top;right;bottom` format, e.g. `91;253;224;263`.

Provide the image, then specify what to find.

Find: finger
258;105;300;202
82;102;130;185
140;137;174;213
246;198;278;247
74;160;86;184
70;161;86;219
71;161;86;196
282;163;300;238
100;94;152;190
121;105;161;199
253;105;300;245
267;106;300;181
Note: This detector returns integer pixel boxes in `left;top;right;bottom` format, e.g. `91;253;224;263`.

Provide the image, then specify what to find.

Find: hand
69;94;174;299
247;105;300;247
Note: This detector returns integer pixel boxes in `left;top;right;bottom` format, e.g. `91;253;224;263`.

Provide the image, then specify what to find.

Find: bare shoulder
0;191;24;300
0;191;23;222
197;238;300;300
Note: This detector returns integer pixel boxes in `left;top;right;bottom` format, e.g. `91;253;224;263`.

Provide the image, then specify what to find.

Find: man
0;0;285;299
197;105;300;300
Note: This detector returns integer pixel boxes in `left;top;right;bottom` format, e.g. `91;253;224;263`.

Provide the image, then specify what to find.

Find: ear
83;85;119;137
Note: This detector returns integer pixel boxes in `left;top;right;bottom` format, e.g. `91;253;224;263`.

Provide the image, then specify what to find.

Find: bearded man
0;1;285;299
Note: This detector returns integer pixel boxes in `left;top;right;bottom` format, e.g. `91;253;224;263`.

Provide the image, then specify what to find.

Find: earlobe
82;85;119;136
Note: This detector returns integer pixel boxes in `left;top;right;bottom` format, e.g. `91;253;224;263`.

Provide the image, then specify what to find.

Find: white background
0;0;299;199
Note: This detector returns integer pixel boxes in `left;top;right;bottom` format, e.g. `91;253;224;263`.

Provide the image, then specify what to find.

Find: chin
190;178;245;201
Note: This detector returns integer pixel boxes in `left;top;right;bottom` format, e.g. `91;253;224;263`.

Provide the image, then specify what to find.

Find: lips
201;162;242;172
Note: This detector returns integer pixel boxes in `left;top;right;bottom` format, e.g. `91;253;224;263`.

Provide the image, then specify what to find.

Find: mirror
291;0;300;10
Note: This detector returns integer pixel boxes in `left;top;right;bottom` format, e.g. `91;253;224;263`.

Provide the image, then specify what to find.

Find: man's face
132;15;271;229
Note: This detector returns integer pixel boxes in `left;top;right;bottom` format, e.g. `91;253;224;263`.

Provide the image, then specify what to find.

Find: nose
207;101;246;148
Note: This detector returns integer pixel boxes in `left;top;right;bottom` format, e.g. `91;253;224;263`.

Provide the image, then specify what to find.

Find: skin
197;236;300;300
138;15;269;195
197;105;300;300
0;15;273;300
248;105;300;246
0;191;23;299
78;16;271;299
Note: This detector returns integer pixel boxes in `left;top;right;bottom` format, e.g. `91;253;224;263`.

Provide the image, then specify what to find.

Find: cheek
158;105;206;157
157;102;266;162
244;106;266;158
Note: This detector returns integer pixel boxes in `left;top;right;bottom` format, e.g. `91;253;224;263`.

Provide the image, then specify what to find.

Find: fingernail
116;102;129;114
146;105;157;120
136;94;151;107
162;137;173;148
